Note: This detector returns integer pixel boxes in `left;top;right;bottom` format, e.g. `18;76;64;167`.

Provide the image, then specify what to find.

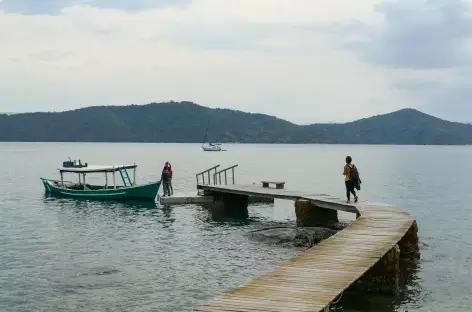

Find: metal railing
213;164;238;185
196;164;238;187
196;165;220;186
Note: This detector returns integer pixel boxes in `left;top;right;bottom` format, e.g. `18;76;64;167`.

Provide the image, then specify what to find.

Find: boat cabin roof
59;164;137;173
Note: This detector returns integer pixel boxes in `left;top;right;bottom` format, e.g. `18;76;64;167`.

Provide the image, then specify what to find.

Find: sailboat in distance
201;121;223;152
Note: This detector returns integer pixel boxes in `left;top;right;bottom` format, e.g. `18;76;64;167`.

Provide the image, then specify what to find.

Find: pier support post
202;189;213;196
212;192;249;218
295;199;338;227
351;244;400;295
398;220;420;259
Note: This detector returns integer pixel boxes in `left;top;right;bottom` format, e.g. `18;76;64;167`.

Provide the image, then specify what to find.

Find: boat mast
202;128;208;146
202;119;211;146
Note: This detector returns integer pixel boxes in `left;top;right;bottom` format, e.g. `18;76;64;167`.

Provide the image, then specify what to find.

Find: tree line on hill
1;101;471;145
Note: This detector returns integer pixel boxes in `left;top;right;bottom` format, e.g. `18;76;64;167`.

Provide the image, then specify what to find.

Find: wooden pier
192;165;419;312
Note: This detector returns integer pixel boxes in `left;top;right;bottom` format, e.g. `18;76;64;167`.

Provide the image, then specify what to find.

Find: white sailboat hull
202;144;222;151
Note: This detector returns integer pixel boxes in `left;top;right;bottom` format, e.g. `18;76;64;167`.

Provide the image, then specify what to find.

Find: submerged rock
247;226;343;248
293;227;338;247
247;227;298;245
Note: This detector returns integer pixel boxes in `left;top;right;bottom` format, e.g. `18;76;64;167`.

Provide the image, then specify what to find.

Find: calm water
0;143;471;312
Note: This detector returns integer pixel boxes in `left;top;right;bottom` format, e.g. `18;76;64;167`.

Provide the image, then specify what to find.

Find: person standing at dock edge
166;161;174;196
161;165;171;197
343;156;359;203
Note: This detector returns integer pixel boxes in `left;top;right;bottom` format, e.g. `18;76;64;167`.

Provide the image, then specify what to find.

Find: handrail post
200;164;238;187
196;165;220;185
211;164;238;186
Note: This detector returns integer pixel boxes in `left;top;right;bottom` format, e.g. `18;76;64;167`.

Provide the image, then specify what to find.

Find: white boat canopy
58;164;137;173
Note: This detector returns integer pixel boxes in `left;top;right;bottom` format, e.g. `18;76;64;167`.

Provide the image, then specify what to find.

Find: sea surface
0;143;471;312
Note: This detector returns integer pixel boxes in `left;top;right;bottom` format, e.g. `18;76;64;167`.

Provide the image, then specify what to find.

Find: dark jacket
163;166;173;178
161;169;170;182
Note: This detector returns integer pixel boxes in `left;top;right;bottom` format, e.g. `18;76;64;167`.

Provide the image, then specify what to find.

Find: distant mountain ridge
0;102;471;145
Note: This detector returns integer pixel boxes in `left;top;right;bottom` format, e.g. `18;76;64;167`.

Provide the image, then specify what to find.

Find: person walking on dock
343;156;359;203
161;165;171;197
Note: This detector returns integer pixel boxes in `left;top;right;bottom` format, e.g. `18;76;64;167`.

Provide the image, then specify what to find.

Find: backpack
349;165;359;182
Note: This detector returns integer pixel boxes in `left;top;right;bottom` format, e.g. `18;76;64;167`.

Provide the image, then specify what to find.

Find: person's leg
169;178;173;195
349;181;358;202
345;181;351;202
350;184;356;197
163;182;169;196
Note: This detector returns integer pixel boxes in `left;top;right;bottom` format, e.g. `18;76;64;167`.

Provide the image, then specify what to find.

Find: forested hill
307;108;472;145
0;102;471;145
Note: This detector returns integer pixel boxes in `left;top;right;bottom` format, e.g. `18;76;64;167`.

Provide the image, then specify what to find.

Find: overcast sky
1;0;471;124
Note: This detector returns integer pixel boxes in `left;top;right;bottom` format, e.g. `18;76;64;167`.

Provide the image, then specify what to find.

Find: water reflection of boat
41;163;160;201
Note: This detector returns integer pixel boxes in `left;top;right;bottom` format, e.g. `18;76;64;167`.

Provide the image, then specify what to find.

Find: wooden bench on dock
261;181;285;189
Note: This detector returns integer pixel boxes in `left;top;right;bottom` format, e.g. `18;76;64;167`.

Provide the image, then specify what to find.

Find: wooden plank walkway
193;184;415;312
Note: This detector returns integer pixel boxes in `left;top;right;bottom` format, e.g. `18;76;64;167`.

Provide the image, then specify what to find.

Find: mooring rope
331;290;344;305
323;290;345;312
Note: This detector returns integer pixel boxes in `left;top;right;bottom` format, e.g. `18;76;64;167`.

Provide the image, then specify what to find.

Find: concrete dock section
158;192;274;206
158;192;213;205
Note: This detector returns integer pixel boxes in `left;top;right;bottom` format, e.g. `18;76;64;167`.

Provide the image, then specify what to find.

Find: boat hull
202;145;222;151
41;178;161;201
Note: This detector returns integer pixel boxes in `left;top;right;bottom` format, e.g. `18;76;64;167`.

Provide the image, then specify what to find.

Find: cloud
0;0;471;123
393;79;441;92
391;68;472;122
333;0;472;69
0;0;188;14
315;0;472;122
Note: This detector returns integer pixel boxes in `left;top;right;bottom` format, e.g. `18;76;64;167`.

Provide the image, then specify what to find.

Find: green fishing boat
41;163;160;201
